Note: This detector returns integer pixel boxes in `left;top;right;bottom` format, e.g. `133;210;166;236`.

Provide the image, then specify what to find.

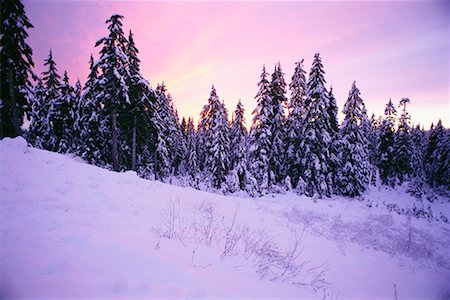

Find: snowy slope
1;137;449;299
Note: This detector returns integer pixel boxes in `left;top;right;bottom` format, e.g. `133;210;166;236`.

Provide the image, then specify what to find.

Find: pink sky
24;0;449;128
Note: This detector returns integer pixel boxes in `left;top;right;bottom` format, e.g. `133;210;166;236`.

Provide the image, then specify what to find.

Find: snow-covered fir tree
202;86;230;189
0;0;35;138
36;50;62;151
75;54;106;165
249;66;272;195
268;62;287;186
185;117;199;182
27;77;45;147
153;83;180;180
336;82;371;197
377;99;397;186
301;53;333;197
327;86;340;189
123;30;155;173
424;120;449;188
95;14;130;171
229;100;248;191
393;97;413;183
52;71;76;153
407;124;427;198
286;59;307;192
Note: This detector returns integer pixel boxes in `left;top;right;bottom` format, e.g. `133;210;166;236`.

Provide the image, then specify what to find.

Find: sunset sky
23;0;449;128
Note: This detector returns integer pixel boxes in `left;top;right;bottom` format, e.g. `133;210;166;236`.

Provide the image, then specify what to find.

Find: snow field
1;137;449;299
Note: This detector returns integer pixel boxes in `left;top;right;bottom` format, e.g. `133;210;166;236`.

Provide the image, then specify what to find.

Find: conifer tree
301;53;333;197
424;120;449;188
269;62;287;185
95;14;130;171
76;54;105;165
1;0;35;138
53;71;75;153
378;99;397;185
230;100;248;190
186;117;199;181
153;83;179;180
124;30;155;172
27;77;45;147
286;59;307;191
393;97;413;183
249;66;272;194
38;50;62;151
201;86;230;189
336;82;371;197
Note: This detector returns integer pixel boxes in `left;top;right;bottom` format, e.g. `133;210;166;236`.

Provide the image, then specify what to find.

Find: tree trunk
111;110;119;171
131;114;137;171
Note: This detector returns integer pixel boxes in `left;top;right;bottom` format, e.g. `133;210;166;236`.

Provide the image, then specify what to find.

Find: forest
1;2;449;198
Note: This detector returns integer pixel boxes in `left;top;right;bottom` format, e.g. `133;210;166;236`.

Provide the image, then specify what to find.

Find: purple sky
24;0;449;128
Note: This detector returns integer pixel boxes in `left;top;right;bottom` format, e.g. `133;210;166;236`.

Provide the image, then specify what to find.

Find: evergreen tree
76;54;105;165
393;97;413;183
53;71;75;153
378;99;397;185
408;124;427;198
0;0;35;138
39;50;62;151
336;82;371;197
27;77;45;147
201;86;230;189
95;14;130;171
424;120;449;188
301;53;333;197
327;86;340;189
124;30;155;172
286;59;307;191
230;100;248;190
153;83;180;180
268;62;287;185
249;66;272;194
186;117;199;182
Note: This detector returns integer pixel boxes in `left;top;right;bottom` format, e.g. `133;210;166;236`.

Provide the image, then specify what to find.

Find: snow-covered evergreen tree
202;86;230;189
230;100;248;190
75;54;106;165
53;71;75;153
248;66;272;195
336;82;371;197
378;99;397;186
0;0;35;138
95;14;130;171
424;120;449;188
124;30;155;172
393;98;413;183
185;117;199;182
407;124;427;198
153;83;180;180
268;62;287;186
286;59;307;191
327;86;340;189
37;50;62;151
301;53;333;197
27;77;45;147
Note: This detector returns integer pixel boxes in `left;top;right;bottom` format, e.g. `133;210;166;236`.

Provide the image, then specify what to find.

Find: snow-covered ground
1;137;449;299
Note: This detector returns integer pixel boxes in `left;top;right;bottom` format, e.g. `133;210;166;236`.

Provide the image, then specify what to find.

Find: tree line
1;1;448;197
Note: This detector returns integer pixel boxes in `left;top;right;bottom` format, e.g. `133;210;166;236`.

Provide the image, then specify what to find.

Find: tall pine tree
301;53;333;197
249;66;272;195
95;14;130;171
378;99;397;186
230;100;248;190
0;0;35;138
393;97;413;183
336;82;371;197
286;59;307;191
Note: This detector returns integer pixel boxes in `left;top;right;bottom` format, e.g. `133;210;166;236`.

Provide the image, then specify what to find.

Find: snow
1;137;449;299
